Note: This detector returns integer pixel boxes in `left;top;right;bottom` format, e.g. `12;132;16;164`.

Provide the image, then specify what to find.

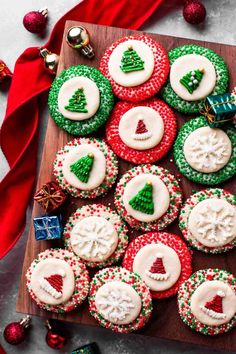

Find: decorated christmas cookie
48;65;114;135
114;164;182;231
64;204;129;268
106;98;177;164
89;267;152;333
99;35;169;102
178;269;236;335
179;188;236;253
122;232;192;299
26;248;89;313
174;116;236;185
53;138;118;198
162;44;228;114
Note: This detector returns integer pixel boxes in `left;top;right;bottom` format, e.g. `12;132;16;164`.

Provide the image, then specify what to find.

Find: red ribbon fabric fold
0;0;164;258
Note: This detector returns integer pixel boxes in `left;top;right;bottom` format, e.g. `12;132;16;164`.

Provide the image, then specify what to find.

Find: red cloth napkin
0;0;164;258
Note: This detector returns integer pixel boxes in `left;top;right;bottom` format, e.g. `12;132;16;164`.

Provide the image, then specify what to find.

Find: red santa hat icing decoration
200;290;226;319
132;117;152;141
145;253;169;280
39;269;65;299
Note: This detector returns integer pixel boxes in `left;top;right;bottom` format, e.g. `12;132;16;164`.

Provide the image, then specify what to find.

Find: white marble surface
0;0;235;353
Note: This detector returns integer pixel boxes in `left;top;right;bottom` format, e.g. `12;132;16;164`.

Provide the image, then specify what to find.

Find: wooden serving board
17;21;236;351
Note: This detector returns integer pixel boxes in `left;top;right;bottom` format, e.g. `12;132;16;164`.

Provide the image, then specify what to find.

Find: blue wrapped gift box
33;215;62;241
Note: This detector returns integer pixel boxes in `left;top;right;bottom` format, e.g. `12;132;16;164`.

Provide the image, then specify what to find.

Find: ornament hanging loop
66;26;95;59
19;315;31;328
39;48;59;74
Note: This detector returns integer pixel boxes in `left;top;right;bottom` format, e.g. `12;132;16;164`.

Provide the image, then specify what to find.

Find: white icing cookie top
70;216;118;262
190;280;236;326
30;258;75;306
108;40;154;87
133;243;181;291
118;106;164;151
62;144;106;190
188;198;236;248
95;280;142;325
123;173;170;222
58;76;100;121
183;127;232;173
170;54;216;101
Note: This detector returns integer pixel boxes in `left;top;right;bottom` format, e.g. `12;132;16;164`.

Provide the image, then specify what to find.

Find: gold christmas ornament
39;48;59;74
66;26;95;59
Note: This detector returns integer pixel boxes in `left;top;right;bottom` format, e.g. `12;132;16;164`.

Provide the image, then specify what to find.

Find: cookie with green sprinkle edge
64;204;129;268
114;164;182;231
174;116;236;185
48;65;114;136
162;44;228;114
179;188;236;253
178;268;236;336
26;248;90;313
53;138;118;198
89;266;152;333
122;232;192;299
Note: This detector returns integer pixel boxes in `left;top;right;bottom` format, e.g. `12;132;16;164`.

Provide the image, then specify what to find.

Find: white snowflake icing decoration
196;204;235;244
188;132;229;170
71;217;116;260
97;288;135;322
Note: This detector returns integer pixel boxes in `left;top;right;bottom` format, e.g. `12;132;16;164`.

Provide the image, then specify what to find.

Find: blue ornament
33;215;62;241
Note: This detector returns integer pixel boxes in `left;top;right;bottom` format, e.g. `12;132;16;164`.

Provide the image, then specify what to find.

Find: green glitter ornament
70;153;94;183
129;181;154;214
120;46;144;73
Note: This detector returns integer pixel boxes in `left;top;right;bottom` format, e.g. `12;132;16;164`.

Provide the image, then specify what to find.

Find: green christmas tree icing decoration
129;181;154;214
179;68;205;94
64;87;88;113
70;153;94;183
120;46;144;73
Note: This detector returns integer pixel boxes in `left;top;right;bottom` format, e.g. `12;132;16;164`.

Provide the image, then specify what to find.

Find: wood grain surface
16;21;236;351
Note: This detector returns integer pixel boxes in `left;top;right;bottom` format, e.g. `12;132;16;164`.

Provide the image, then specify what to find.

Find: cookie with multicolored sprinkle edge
64;204;129;268
123;232;192;299
174;116;236;185
114;164;182;231
48;65;114;136
162;44;228;114
178;269;236;336
105;98;177;164
99;35;169;102
89;266;152;333
53;138;118;198
179;188;236;254
26;248;89;313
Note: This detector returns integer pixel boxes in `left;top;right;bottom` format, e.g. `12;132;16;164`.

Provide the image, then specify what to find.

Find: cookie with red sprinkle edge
99;35;169;102
106;98;177;164
114;164;182;231
179;188;236;254
53;137;118;198
26;248;90;313
178;268;236;336
89;266;152;333
122;232;192;299
64;204;129;268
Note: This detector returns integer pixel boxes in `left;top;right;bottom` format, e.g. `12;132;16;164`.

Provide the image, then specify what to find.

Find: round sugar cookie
178;269;236;335
64;204;129;268
114;164;182;231
174;116;236;185
89;267;152;333
48;65;114;135
123;232;192;299
105;98;177;164
162;44;228;114
179;188;236;253
26;248;89;313
53;138;118;198
100;35;169;102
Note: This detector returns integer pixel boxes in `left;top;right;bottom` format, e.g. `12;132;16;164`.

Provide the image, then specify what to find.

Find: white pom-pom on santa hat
217;290;225;297
58;269;66;277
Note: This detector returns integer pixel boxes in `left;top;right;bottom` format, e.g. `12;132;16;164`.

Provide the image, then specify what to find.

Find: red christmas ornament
45;320;67;350
3;316;31;345
183;1;206;25
0;60;13;83
23;7;48;34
